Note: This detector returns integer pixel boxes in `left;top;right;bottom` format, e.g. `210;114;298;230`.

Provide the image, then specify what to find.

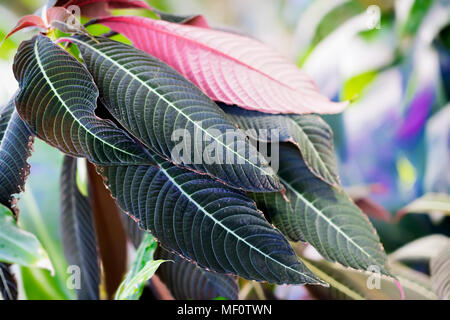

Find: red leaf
354;197;391;222
97;16;348;115
55;0;150;17
2;15;46;43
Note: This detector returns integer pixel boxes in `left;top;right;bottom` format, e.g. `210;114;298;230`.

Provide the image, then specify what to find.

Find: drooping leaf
302;257;436;300
0;97;33;215
66;35;281;192
120;210;144;249
98;154;324;285
389;235;450;263
222;105;340;187
251;144;391;277
0;263;17;300
92;16;348;115
0;203;53;271
87;161;127;299
1;15;46;45
115;233;163;300
156;248;239;300
13;35;155;167
60;156;100;300
430;241;450;300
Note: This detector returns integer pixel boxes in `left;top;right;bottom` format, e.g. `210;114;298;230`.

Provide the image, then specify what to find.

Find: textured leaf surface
95;16;348;114
0;97;33;214
0;204;52;271
251;144;390;276
115;233;163;300
99;154;323;285
13;35;154;166
67;35;281;192
430;241;450;300
60;156;100;300
156;248;239;300
0;263;17;300
222;105;340;187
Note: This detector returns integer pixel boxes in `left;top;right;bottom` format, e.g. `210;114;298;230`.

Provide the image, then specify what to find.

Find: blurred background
0;0;449;299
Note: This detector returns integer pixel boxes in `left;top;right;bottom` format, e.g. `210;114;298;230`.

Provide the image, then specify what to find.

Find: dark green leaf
251;144;390;277
60;156;100;300
0;263;17;300
156;248;239;300
13;35;155;166
0;96;33;214
98;153;323;285
68;35;282;193
222;104;340;187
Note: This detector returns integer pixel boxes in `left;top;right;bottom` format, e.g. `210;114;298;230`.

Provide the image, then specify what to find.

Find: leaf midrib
33;39;139;159
279;176;382;270
156;163;320;284
67;37;275;178
289;117;337;185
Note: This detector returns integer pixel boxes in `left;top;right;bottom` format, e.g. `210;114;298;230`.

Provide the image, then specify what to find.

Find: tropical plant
0;0;448;301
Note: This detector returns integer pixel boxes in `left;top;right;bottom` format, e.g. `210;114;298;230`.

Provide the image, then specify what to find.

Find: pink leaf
97;16;348;114
2;15;46;44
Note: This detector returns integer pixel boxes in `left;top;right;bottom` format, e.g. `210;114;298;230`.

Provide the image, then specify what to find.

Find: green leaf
115;233;164;300
13;35;155;166
156;248;239;300
0;96;33;214
67;35;282;193
302;257;436;300
251;144;390;277
60;155;100;300
430;240;450;300
0;203;53;272
222;104;340;187
99;153;324;285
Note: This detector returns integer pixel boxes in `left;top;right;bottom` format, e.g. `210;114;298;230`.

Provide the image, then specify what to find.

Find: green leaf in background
156;248;239;300
402;0;435;36
0;203;52;271
222;105;340;187
18;140;74;300
115;233;164;300
69;35;282;193
13;35;155;166
251;144;391;277
430;240;450;300
341;71;378;102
